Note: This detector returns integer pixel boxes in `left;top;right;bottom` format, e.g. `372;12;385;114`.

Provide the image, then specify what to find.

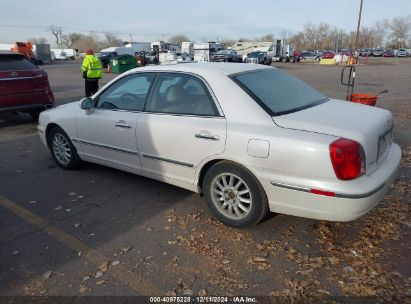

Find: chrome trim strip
270;181;386;199
72;138;138;155
0;77;33;81
142;153;194;168
271;182;311;193
336;183;385;199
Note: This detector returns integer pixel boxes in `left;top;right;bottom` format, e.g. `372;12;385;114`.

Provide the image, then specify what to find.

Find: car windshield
231;69;328;116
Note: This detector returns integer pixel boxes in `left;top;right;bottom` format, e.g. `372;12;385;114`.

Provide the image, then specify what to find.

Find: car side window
145;73;217;116
96;73;154;111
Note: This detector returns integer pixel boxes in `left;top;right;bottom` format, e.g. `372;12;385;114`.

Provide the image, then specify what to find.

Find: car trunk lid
273;99;394;175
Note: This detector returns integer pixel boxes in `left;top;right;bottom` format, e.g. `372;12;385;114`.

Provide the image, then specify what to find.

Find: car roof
128;62;273;77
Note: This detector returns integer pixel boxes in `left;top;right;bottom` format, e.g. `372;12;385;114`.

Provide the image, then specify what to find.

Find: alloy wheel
210;173;252;220
52;133;72;166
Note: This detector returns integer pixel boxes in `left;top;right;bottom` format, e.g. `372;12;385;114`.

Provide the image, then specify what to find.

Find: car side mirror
80;97;94;115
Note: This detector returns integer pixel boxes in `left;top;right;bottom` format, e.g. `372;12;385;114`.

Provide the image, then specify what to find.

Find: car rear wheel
29;110;42;121
203;162;269;227
48;126;81;169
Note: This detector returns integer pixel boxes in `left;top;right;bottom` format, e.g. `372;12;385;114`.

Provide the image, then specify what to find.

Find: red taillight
329;138;365;180
33;70;48;81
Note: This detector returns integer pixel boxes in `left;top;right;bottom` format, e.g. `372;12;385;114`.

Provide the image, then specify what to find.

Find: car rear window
0;55;38;71
231;69;328;116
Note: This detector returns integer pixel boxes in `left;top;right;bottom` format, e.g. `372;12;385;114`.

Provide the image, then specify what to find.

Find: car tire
203;161;269;227
47;126;81;170
29;110;42;121
281;57;287;63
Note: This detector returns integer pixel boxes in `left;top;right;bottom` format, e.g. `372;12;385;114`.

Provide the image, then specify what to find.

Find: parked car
211;50;242;62
373;48;384;57
96;51;118;68
397;48;407;57
176;52;193;62
244;51;272;65
383;49;394;57
321;51;335;59
38;63;401;227
300;51;320;61
0;51;54;120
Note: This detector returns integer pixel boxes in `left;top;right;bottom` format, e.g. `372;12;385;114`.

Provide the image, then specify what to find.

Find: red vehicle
0;51;54;120
293;50;302;58
384;50;394;57
321;51;335;59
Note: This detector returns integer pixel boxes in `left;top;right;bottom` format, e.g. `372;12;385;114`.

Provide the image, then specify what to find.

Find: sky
0;0;410;45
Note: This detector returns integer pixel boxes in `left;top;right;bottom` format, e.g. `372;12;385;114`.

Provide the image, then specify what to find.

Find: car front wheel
48;126;81;169
203;162;269;227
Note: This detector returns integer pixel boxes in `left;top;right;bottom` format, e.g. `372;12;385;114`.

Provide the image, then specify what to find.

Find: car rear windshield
0;55;37;71
231;69;328;116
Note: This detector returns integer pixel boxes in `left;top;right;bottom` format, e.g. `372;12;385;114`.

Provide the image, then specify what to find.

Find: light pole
352;0;363;64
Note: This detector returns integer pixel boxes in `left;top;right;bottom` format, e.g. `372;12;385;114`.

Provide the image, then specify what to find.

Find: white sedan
38;63;401;227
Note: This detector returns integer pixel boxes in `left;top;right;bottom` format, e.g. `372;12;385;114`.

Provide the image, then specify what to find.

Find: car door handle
195;131;219;141
115;121;132;129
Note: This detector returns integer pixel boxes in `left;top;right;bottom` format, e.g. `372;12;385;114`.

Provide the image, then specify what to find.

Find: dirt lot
0;58;410;303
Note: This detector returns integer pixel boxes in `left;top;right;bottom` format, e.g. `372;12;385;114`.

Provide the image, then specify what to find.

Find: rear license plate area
377;127;393;162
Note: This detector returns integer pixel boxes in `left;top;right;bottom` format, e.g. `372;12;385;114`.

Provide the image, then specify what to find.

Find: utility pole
59;26;63;50
352;0;364;64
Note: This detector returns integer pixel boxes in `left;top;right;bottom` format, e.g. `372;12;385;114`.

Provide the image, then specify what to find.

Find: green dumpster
110;55;137;74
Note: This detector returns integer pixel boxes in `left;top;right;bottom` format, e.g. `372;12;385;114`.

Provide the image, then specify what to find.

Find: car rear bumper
255;143;401;221
0;103;53;113
0;91;54;113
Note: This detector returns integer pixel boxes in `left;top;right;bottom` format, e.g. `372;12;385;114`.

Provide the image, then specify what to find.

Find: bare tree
280;30;290;44
237;37;251;42
102;32;123;47
69;33;100;52
168;35;190;45
259;33;274;42
389;15;411;47
49;25;63;48
219;38;236;48
62;32;82;48
374;19;389;47
289;31;306;51
29;37;48;44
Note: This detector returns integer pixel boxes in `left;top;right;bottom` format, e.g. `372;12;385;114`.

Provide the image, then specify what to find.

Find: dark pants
85;79;99;97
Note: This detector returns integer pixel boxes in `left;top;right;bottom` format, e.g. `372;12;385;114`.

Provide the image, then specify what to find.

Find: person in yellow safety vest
81;49;103;97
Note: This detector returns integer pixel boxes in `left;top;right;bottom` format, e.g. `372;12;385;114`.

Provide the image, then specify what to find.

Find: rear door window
0;55;37;71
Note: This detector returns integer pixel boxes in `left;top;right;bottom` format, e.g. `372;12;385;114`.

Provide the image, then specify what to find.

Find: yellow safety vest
81;55;103;79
